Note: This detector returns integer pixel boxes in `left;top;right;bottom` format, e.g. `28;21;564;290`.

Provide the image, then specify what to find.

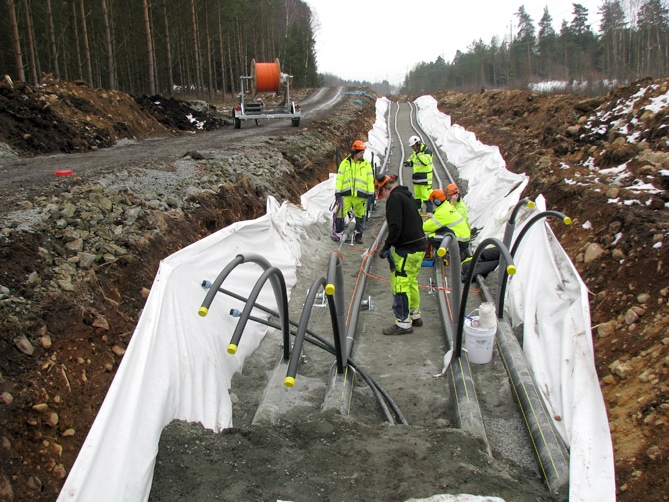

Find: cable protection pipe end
527;200;536;209
227;344;238;355
284;376;295;388
325;283;335;296
437;246;447;257
506;264;517;276
198;307;209;317
563;216;572;225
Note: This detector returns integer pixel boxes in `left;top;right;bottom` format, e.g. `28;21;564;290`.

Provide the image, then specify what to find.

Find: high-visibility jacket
335;155;375;198
407;143;433;186
452;199;470;230
423;201;470;243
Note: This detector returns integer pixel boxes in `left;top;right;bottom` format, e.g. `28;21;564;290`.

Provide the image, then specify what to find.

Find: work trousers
390;248;425;328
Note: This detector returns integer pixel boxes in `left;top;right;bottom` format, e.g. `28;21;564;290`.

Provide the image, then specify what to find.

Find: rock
612;248;625;261
584;242;606;263
610;359;632;379
45;412;59;427
41;335;52;349
637;293;651;304
597;320;617;338
26;475;42;491
0;392;14;405
52;463;67;480
605;187;620;199
647;445;661;461
61;428;75;437
13;334;35;355
32;403;49;412
0;474;14;501
78;252;97;269
624;309;639;324
112;345;126;356
92;316;109;330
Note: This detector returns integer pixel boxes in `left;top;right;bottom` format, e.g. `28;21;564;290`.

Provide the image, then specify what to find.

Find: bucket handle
465;308;479;322
465;309;482;327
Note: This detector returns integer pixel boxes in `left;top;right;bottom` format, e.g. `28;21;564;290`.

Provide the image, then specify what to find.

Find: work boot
354;233;363;244
383;324;413;335
410;308;422;327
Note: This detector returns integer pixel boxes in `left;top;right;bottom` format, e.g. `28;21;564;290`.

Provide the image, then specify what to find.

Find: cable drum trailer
233;58;301;128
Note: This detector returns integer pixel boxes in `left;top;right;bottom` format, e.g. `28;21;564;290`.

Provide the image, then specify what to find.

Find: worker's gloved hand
403;160;412;167
367;195;374;206
379;247;391;259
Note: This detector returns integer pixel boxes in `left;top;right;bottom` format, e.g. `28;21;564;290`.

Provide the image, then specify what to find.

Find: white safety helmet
408;135;421;147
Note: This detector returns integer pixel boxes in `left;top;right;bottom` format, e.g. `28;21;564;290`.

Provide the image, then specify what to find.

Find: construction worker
446;182;480;238
461;246;501;282
376;174;428;335
333;140;375;244
423;189;471;262
445;183;468;222
404;136;434;214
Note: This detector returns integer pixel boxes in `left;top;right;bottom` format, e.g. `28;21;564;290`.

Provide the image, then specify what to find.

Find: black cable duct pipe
476;276;570;496
227;295;407;425
198;253;290;360
284;275;328;387
323;221;388;418
204;253;408;425
431;241;489;446
496;198;534;309
454;238;515;359
497;210;571;316
325;251;347;371
226;266;289;356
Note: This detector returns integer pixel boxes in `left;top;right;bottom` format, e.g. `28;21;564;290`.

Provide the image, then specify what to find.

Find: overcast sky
306;0;605;86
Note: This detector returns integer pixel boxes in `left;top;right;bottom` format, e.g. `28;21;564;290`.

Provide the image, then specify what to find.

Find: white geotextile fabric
414;95;615;501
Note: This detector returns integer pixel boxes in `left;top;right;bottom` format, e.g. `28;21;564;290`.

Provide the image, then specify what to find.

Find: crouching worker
461;246;501;283
376;174;427;335
423;189;471;261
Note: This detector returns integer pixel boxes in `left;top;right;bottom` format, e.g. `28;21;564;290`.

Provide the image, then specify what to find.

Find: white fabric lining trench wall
414;94;615;502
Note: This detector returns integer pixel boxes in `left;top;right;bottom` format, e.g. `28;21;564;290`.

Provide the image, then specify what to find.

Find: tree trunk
79;0;93;86
190;0;202;97
142;0;156;94
46;0;60;78
204;1;213;99
21;0;38;84
6;0;26;82
217;3;227;100
101;0;115;89
161;0;174;95
70;0;83;81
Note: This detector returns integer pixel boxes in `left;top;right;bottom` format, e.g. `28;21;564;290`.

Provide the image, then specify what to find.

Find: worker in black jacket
376;174;428;335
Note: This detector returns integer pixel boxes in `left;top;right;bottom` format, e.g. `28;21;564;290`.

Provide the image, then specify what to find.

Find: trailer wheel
291;117;300;127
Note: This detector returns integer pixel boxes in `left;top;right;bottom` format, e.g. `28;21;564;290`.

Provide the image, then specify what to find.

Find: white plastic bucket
464;316;496;364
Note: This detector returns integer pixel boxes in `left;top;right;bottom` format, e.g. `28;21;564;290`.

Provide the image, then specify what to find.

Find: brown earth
0;76;668;501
